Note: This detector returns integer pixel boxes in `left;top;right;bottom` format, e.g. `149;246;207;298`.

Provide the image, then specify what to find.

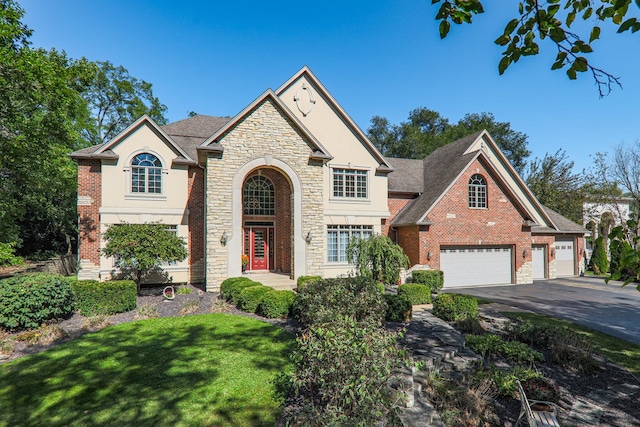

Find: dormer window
468;174;487;208
131;153;162;194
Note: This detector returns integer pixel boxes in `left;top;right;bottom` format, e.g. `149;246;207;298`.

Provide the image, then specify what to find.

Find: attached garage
555;238;575;277
532;245;546;279
440;246;513;288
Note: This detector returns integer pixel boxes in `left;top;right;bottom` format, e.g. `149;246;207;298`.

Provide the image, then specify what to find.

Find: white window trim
330;165;370;201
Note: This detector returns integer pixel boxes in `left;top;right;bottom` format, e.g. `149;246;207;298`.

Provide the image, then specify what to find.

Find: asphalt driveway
447;276;640;345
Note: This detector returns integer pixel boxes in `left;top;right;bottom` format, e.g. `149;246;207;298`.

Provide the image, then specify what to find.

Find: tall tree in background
0;0;169;257
445;112;530;173
525;149;586;223
431;0;640;96
368;108;530;173
82;61;168;146
0;0;92;255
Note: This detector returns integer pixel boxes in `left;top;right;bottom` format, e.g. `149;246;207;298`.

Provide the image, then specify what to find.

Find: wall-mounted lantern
220;231;228;246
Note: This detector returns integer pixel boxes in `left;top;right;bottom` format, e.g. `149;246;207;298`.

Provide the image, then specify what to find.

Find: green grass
502;311;640;378
0;314;293;427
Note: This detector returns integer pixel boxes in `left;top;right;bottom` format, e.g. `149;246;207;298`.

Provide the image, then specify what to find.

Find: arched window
131;153;162;194
243;175;275;215
468;174;487;208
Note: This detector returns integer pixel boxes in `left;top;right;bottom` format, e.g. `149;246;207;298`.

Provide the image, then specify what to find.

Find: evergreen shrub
0;273;75;330
384;294;412;322
432;293;478;321
588;236;609;274
237;285;271;313
72;280;137;315
259;289;296;318
220;277;260;304
397;283;432;305
411;269;444;293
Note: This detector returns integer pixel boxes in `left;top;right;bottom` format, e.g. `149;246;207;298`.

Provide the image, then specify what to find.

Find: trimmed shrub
589;236;609;274
220;277;251;300
432;293;479;321
0;273;75;330
384;294;412;322
296;275;322;292
398;283;432;305
411;269;444;293
293;276;385;326
220;277;261;304
259;289;296;318
466;334;544;363
72;280;137;315
237;285;271;313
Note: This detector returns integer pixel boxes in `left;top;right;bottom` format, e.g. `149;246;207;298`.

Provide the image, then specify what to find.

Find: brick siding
77;159;102;266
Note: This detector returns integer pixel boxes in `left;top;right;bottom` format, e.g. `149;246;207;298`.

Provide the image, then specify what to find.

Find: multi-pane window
243;176;275;215
327;225;373;263
468;174;487;208
333;168;367;198
131;153;162;194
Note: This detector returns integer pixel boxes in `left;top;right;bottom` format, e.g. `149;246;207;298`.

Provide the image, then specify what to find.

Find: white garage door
555;238;575;277
440;246;513;288
532;245;546;279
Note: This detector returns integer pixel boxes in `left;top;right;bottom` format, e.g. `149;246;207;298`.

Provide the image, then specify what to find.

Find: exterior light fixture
305;231;312;244
523;249;529;258
220;231;228;246
427;251;432;260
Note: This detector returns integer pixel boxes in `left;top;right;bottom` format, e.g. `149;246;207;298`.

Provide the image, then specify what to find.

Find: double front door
244;226;274;271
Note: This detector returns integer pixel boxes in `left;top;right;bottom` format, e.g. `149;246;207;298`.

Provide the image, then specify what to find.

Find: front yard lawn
0;314;293;427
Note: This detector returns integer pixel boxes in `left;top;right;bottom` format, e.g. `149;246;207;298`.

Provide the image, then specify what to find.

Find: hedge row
220;277;295;318
0;273;75;330
72;280;137;316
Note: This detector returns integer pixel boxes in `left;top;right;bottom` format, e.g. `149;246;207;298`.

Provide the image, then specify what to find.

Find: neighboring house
70;66;587;291
583;197;634;257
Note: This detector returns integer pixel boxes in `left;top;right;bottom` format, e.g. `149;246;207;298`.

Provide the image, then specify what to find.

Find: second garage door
440;246;513;288
555;238;575;277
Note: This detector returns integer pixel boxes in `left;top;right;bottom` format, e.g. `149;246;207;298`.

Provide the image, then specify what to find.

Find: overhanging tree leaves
102;223;188;290
431;0;640;96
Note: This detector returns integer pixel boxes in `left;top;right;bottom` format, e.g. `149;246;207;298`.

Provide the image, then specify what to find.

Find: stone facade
204;98;324;291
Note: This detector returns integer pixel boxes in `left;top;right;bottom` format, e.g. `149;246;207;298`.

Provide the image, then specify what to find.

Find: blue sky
22;0;640;173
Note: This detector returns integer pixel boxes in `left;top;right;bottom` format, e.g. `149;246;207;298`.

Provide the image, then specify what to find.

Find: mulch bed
461;312;640;426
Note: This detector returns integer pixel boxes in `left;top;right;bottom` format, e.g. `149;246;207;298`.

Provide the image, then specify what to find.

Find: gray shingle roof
386;157;424;193
535;205;588;234
161;115;230;160
390;131;483;226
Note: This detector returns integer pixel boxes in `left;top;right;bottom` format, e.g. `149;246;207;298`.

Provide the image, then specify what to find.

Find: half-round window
243;175;275;215
468;174;487;208
131;153;162;194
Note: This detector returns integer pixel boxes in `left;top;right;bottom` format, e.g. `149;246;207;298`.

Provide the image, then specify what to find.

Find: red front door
250;228;268;270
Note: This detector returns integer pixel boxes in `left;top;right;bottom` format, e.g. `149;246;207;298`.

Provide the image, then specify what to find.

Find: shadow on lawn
0;314;292;427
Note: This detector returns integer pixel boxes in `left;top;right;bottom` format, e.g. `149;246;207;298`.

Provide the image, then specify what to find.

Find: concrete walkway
398;305;640;426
